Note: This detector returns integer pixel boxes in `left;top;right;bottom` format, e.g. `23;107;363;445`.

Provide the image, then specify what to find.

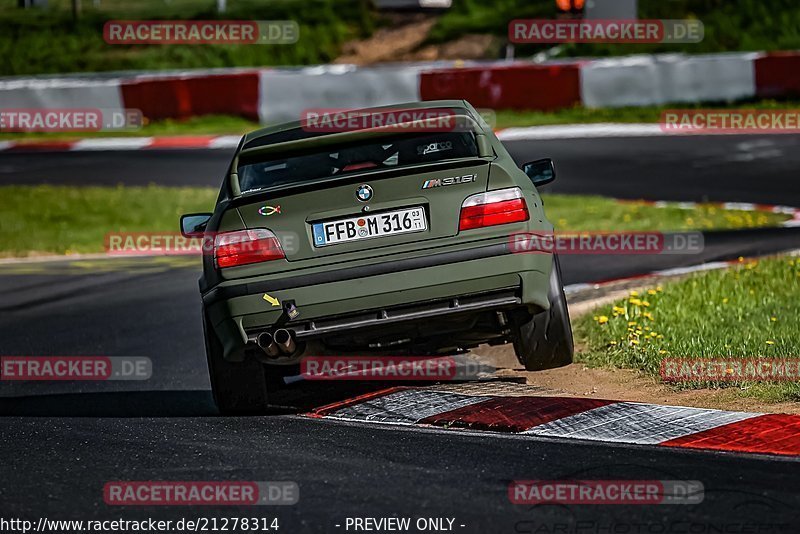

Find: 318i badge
422;173;477;189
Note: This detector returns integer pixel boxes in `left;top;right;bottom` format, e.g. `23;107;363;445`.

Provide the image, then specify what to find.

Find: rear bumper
203;241;552;361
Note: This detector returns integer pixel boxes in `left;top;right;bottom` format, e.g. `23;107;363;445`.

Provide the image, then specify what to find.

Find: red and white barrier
257;64;423;124
419;63;581;111
580;52;759;108
121;70;260;121
2;51;800;128
755;52;800;99
0;77;124;111
308;386;800;457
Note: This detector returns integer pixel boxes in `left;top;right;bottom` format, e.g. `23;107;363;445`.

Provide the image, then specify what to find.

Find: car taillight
459;187;529;231
214;229;285;268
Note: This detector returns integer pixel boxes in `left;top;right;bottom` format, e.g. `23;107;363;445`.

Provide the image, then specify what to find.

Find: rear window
237;131;478;194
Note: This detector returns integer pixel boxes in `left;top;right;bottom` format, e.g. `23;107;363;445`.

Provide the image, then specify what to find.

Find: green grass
5;0;800;75
576;256;800;402
431;0;800;58
545;195;788;232
0;186;788;257
493;100;800;129
0;0;376;75
0;185;217;256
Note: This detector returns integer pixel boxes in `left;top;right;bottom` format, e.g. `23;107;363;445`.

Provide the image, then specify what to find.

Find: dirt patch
335;14;496;65
469;343;800;415
463;274;800;415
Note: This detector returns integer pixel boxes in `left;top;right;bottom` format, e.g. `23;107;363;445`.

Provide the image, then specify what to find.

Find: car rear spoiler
228;114;493;197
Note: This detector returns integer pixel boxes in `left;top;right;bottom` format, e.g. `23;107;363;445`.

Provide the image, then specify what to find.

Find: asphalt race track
1;134;800;533
3;134;800;206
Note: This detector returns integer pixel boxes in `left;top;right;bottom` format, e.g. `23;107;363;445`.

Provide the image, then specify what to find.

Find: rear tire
513;255;574;371
203;312;269;414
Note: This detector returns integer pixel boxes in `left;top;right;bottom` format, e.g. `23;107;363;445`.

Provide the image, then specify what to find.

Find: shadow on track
0;378;517;417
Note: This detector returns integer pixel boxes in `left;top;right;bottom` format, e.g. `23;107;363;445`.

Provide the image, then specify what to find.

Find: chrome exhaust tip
256;332;280;358
274;328;296;355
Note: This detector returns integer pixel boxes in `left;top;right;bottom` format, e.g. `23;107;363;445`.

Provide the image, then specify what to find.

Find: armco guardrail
1;51;799;125
579;52;759;108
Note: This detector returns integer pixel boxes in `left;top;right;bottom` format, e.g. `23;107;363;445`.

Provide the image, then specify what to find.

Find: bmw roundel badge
356;184;373;202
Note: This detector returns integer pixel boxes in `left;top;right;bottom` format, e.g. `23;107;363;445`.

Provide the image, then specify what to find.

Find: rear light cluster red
459;187;529;231
214;229;285;268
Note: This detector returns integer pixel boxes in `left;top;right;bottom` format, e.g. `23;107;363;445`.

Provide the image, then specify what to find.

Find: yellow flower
643;312;654;320
630;339;640;346
722;298;729;304
642;301;650;307
630;291;639;297
647;289;657;296
609;341;618;346
628;321;637;326
650;332;658;337
766;340;775;345
597;316;609;325
656;286;663;292
658;350;667;355
770;317;777;322
629;298;642;306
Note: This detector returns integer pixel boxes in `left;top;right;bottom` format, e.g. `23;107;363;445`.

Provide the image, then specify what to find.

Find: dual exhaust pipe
255;329;297;360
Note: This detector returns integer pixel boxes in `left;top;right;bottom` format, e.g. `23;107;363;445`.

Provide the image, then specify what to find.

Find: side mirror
522;158;556;186
180;213;212;238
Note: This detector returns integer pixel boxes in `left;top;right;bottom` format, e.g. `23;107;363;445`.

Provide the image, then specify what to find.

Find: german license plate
312;207;427;247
